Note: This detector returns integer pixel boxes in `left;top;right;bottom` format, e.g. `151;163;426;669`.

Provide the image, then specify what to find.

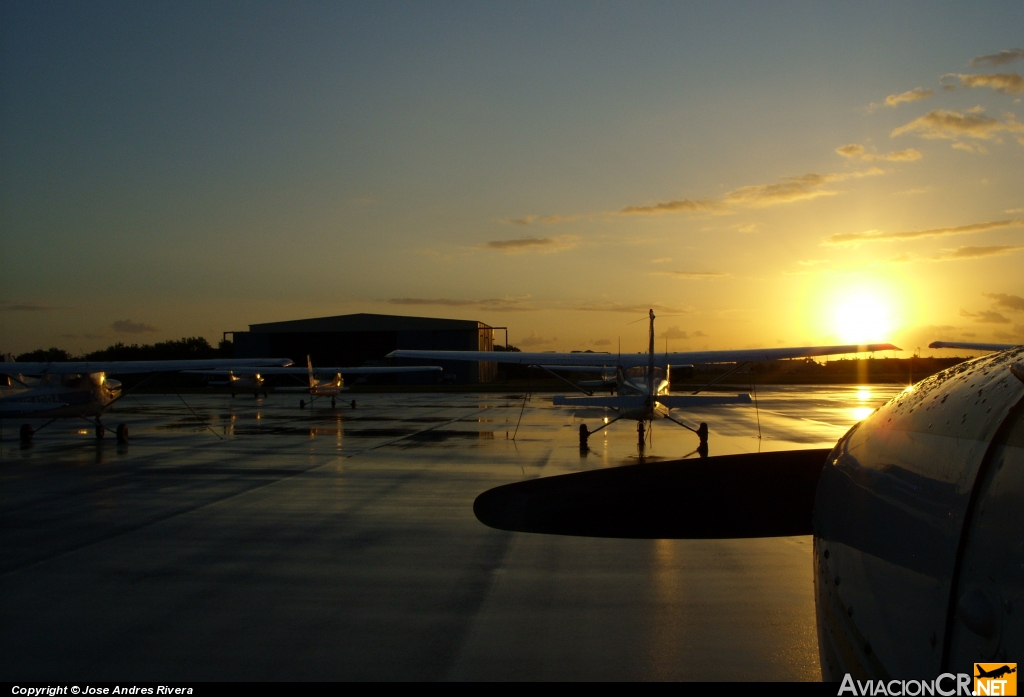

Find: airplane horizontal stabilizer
657;394;752;408
552;395;646;409
230;366;443;375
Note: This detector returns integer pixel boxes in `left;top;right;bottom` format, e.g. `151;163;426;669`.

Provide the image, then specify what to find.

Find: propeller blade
474;448;831;539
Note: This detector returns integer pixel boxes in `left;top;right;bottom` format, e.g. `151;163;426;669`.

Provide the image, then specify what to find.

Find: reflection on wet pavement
0;385;901;680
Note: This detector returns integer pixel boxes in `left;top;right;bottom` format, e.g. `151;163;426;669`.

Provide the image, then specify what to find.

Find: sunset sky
2;2;1023;355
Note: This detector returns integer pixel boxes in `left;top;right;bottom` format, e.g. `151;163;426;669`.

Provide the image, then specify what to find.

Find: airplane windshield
624;366;665;380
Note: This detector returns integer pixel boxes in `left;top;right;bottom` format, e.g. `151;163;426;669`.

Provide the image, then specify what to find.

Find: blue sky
3;2;1023;353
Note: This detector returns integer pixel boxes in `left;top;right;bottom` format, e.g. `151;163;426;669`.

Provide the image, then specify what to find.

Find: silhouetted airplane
470;345;1024;680
190;356;442;407
976;665;1016;680
0;357;294;443
390;309;898;449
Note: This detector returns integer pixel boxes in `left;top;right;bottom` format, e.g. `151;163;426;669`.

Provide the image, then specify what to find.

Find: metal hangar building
232;313;496;384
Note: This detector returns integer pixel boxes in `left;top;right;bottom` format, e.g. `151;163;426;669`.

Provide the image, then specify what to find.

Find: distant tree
16;347;74;362
217;338;233;357
494;344;521;352
84;337;219;361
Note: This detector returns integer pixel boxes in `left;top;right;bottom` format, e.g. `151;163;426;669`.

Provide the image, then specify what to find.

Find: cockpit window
625;366;665;380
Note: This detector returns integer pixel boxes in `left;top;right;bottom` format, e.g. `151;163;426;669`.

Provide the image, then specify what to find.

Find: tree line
13;337;233;362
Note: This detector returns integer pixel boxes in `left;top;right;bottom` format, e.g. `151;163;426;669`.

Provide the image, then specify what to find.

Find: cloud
835;144;922;162
932;245;1024;260
824;218;1024;245
869;87;933;111
111;319;159;334
970;49;1024;67
591;338;613;347
893;187;930;196
735;223;758;233
517;331;557;347
721;169;883;207
658;325;690;340
993;325;1024;341
652;270;728;279
960;308;1011;324
1006;208;1024;214
891;108;1024;142
477;235;579;254
499;213;590;225
571;302;688;314
946;72;1024;95
0;301;61;312
388;296;537;312
951;141;989;154
618;198;724;215
650;257;673;263
503;215;537;226
982;292;1024;312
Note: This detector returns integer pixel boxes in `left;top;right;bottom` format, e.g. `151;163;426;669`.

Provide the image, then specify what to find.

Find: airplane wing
551;394;752;409
0;358;294;376
928;341;1020;351
388;343;899;369
216;366;444;375
657;394;752;408
0;401;70;414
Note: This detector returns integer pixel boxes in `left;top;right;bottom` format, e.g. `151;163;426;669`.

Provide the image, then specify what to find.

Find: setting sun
831;289;894;344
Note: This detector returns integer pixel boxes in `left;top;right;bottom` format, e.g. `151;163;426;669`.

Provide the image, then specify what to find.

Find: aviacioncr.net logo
839;673;972;696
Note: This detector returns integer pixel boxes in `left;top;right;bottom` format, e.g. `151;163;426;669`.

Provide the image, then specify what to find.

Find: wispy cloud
111;319;159;334
618;198;724;215
499;213;591;225
824;218;1024;245
721;169;884;207
868;87;933;111
892;108;1024;144
960;308;1010;324
835;144;922;162
517;331;557;347
651;270;728;279
932;245;1024;260
476;235;579;254
572;302;688;314
388;296;537;312
0;301;61;312
591;338;613;347
983;292;1024;312
969;49;1024;68
657;325;706;340
944;72;1024;95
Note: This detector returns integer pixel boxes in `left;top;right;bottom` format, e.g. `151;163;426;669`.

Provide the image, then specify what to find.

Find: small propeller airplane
390;309;900;450
190;357;443;409
0;356;297;443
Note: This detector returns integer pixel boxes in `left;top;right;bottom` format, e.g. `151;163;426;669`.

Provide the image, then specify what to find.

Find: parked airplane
472;345;1024;681
389;309;899;448
0;357;294;443
202;357;444;409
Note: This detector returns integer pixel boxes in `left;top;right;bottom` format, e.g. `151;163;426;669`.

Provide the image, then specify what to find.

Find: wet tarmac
0;385;903;681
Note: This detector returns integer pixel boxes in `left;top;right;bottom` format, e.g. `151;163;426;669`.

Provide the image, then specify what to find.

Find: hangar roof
248;313;490;333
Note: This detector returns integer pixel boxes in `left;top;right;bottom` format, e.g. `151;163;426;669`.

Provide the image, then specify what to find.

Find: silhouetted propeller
474;448;831;539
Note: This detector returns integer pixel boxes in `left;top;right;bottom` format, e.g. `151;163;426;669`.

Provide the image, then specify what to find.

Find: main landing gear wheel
351;400;357;409
331;397;336;409
116;423;129;444
579;424;590;448
20;424;33;443
95;423;105;439
697;422;709;444
299;399;306;409
637;420;645;448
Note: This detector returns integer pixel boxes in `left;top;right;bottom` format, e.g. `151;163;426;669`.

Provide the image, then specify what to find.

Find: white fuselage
615;365;671;421
0;372;121;419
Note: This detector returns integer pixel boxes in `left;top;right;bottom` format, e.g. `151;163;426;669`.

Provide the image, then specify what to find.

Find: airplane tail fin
306;355;314;389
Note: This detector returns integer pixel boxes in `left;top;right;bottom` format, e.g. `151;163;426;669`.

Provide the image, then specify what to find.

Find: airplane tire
299;400;305;409
351;400;357;409
116;423;129;443
331;397;336;409
20;424;33;443
95;423;105;439
579;424;589;447
697;422;709;444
